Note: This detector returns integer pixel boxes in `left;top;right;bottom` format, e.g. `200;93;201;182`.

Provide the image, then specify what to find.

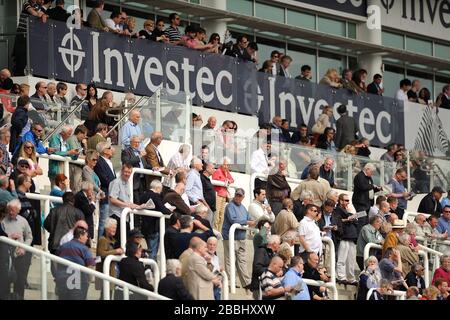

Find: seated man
260;256;291;300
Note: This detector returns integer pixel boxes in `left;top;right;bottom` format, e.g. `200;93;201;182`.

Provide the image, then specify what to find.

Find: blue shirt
282;268;311;300
50;186;65;208
185;169;203;203
389;178;407;209
441;197;450;209
437;217;450;234
56;238;96;283
121;120;142;148
222;201;251;240
18;130;48;155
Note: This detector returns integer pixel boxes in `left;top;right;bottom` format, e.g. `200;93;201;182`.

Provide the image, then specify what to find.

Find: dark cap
128;228;144;238
17;159;30;167
431;186;445;194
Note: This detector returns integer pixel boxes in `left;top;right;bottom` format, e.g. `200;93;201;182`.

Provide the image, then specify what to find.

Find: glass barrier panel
159;88;189;144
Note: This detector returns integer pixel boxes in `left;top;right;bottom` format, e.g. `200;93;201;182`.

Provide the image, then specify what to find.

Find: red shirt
212;167;234;198
432;267;450;285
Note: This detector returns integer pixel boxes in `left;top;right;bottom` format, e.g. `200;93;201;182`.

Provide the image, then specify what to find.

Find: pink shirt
212;167;234;198
432;267;450;285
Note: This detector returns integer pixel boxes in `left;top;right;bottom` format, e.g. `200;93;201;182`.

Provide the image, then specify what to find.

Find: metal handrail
37;153;85;178
302;278;338;300
102;254;160;299
321;236;336;284
0;236;170;300
120;207;167;277
366;288;406;300
42;98;87;143
25;192;62;253
106;96;148;136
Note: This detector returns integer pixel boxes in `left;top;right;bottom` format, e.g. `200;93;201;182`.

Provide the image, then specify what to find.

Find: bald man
121;109;143;148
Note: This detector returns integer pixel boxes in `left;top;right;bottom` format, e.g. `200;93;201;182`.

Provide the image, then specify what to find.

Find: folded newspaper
138;198;155;210
349;211;367;220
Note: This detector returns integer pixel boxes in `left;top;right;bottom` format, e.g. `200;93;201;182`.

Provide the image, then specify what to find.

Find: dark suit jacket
158;274;194;300
335;114;358;150
10;106;28;153
163;189;191;216
352;171;377;211
367;82;382;96
173;231;209;258
74;191;96;239
250;246;274;291
418;193;442;215
405;272;425;294
201;174;216;212
47;6;70;22
94;156;116;205
117;256;154;291
440;94;450;109
121;147;149;190
164;225;180;259
318;212;342;249
140;190;172;236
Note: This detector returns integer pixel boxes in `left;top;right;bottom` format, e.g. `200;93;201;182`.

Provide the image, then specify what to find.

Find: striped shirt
260;269;285;300
17;2;40;33
164;26;181;42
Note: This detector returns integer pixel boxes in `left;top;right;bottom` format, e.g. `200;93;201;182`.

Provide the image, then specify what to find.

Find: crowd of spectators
0;0;450;302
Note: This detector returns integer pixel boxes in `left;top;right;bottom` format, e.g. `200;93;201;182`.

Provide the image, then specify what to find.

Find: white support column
200;0;228;40
357;0;383;80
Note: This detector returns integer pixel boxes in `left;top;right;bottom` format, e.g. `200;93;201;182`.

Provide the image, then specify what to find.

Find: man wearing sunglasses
164;13;182;44
16;123;56;158
30;81;48;111
335;193;358;285
298;204;322;257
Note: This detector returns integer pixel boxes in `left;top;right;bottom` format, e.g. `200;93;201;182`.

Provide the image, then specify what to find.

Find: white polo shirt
298;216;322;256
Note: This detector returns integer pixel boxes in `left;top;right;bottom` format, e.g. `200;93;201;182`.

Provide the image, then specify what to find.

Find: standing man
250;142;274;191
266;159;291;215
248;188;275;223
74;182;96;239
121;110;143;148
221;188;256;294
270;51;280;76
335;104;358;151
121;135;148;204
108;163;140;243
56;226;96;300
164;13;182;44
295;65;312;82
335;193;358;285
10;96;30;154
201;162;216;221
395;79;412;102
2;199;33;300
367;74;384;96
298;204;322;256
278;55;293;78
418;186;445;216
352;163;382;233
212;157;234;231
67;124;88;193
202;116;217;150
185;157;207;207
144;131;170;185
320;157;335;188
387;168;411;219
407;80;421;103
94;141;117;239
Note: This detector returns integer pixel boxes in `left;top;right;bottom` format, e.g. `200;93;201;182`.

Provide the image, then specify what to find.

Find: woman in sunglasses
208;33;222;54
17;142;43;178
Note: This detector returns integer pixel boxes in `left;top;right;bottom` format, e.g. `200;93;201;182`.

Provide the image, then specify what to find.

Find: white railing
38;153;85;179
221;271;229;300
321;236;336;284
25;192;63;253
402;211;430;223
102;254;160;300
403;211;450;248
363;242;432;287
366;288;406;300
228;223;258;294
417;244;443;277
120;207;167;277
302;278;338;300
0;236;170;300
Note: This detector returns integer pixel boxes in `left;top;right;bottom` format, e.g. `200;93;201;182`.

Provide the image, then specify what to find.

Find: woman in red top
212;157;234;232
432;255;450;285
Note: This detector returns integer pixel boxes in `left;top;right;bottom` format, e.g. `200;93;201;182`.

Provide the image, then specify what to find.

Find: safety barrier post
40;252;47;300
321;237;336;284
221;271;229;300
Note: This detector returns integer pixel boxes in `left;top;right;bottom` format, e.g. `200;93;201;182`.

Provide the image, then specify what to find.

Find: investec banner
29;18;404;146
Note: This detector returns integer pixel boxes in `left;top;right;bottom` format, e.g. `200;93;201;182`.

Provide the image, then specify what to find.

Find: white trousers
336;240;357;281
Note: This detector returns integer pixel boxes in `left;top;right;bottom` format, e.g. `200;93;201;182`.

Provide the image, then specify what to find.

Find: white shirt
251;148;270;174
395;89;408;101
248;200;275;222
298;216;322;255
60;229;74;246
102;156;114;174
105;18;120;31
